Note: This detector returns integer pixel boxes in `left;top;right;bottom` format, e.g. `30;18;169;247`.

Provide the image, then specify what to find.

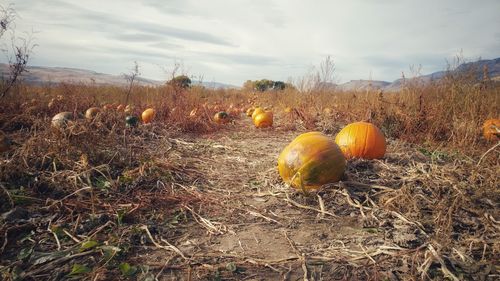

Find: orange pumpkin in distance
142;108;156;123
278;132;346;191
214;111;230;124
483;119;500;142
253;111;273;128
252;107;265;120
85;107;100;119
335;122;386;159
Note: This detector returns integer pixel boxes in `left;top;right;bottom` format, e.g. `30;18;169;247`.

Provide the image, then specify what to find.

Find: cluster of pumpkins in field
49;102;278;130
277;121;387;192
277;118;499;192
49;103;250;129
51;104;147;129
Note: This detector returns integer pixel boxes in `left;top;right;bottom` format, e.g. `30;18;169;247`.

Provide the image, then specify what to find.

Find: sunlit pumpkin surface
254;112;273;128
251;107;265;120
278;132;346;191
335;122;386;159
483;119;500;142
141;108;156;123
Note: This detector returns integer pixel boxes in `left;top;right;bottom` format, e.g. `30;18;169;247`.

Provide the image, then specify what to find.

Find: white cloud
3;0;499;85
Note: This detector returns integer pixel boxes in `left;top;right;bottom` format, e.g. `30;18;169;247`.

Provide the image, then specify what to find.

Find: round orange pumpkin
142;108;156;123
254;111;273;128
214;111;230;124
278;132;346;191
85;107;100;119
483;119;500;141
335;122;386;159
252;107;265;120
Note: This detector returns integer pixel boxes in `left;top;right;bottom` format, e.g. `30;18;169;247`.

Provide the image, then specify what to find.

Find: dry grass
0;76;498;280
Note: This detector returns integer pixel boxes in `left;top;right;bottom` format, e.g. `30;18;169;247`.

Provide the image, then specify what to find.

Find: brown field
0;75;499;280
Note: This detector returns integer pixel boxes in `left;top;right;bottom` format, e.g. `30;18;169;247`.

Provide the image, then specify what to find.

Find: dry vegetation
0;71;499;280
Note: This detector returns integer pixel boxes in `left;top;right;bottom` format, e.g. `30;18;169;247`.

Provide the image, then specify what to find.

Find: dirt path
134;118;391;280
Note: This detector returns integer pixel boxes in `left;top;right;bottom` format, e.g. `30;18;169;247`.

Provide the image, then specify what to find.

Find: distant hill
0;64;238;89
1;57;498;91
336;57;500;92
336;80;391;91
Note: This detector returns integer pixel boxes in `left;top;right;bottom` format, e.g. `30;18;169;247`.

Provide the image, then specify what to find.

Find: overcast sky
3;0;500;85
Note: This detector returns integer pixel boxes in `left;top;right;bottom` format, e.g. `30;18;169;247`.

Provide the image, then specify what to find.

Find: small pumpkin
252;107;265;120
253;111;273;128
85;107;100;119
483;119;500;142
278;132;346;191
335;122;386;159
214;111;230;124
142;108;156;123
52;112;74;128
125;115;139;127
246;108;255;117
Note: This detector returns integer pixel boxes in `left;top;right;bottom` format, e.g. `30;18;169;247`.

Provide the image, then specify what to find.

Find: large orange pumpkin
214;111;230;124
278;132;346;191
483;119;500;142
252;107;265;120
335;122;386;159
85;107;100;119
253;111;273;128
142;108;156;123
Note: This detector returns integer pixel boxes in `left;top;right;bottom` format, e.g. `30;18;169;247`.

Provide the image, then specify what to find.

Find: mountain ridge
0;64;238;89
1;57;499;91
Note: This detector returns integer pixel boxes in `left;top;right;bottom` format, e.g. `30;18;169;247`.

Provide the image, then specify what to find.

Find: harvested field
0;89;498;280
